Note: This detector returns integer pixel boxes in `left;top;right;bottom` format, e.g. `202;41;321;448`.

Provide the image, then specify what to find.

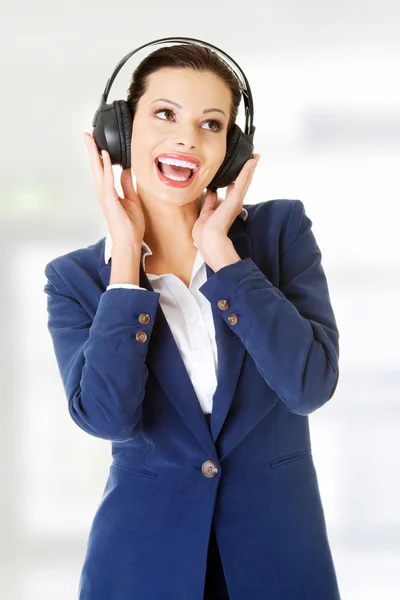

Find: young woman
44;40;341;600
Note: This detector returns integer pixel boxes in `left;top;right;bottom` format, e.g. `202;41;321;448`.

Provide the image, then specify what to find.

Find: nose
176;141;195;149
172;124;199;149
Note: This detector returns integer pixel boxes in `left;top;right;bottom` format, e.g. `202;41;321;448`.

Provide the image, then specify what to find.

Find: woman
44;41;341;600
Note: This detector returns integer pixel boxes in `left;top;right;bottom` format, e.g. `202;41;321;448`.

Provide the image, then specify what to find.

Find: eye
202;119;223;132
154;108;175;121
153;108;224;132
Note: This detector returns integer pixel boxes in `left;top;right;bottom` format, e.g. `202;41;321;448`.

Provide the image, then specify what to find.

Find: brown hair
126;43;242;131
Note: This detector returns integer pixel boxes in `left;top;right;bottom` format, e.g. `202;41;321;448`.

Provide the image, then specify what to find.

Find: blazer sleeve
43;262;160;441
199;199;340;416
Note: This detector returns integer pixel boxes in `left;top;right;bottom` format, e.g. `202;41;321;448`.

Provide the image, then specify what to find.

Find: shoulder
243;199;308;248
44;236;105;291
243;198;304;223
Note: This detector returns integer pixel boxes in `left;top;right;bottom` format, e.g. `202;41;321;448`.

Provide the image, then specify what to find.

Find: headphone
91;36;256;191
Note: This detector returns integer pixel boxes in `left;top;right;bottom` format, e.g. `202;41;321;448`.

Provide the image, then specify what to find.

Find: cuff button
217;299;229;310
136;331;148;343
138;312;151;324
227;313;238;325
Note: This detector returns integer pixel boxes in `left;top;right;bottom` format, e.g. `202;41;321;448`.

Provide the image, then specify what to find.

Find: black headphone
91;36;255;191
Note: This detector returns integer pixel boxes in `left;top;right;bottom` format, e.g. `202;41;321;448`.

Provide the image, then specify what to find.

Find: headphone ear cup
92;100;132;169
208;124;255;191
114;100;132;169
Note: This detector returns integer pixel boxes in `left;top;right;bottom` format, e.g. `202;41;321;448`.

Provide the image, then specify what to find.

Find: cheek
215;135;227;161
130;128;156;174
130;144;143;177
210;144;227;173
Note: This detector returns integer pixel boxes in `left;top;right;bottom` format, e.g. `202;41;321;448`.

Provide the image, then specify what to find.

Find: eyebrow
150;98;227;118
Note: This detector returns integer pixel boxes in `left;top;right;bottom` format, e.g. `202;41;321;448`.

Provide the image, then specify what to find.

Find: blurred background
1;1;399;598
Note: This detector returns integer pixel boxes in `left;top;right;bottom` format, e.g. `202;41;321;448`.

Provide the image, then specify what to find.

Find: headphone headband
92;36;254;135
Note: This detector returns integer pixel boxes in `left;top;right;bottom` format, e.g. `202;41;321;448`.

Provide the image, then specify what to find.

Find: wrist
111;243;143;257
203;238;241;272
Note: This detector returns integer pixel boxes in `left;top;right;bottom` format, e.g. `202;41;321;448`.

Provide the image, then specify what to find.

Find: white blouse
104;207;248;415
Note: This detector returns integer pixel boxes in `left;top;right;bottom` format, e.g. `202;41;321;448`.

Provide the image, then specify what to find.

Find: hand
84;132;145;249
192;154;261;250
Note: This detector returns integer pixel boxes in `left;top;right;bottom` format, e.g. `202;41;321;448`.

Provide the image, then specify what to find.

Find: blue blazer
44;198;341;599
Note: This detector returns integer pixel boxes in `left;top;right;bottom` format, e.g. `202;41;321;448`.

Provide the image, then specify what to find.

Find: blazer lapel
98;216;252;456
205;219;252;441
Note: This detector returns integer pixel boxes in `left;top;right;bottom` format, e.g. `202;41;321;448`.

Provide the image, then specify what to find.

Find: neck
139;186;206;262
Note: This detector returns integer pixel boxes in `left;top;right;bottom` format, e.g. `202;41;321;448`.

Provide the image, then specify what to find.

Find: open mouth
156;160;195;181
154;156;200;185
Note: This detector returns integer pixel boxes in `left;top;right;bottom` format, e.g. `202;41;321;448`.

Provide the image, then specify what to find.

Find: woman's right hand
84;132;145;250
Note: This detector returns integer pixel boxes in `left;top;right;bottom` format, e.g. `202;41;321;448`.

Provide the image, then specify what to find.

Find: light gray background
1;1;399;598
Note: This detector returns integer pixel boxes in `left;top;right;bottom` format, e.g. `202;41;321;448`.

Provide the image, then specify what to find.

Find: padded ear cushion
208;124;254;191
225;124;243;164
113;100;133;169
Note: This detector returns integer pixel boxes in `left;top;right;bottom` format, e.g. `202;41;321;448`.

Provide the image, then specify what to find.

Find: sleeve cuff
107;283;148;291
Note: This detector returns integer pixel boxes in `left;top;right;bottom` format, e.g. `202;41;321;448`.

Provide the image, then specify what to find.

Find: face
130;67;232;206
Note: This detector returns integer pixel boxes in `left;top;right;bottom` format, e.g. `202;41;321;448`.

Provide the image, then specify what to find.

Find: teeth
158;157;198;169
163;172;190;181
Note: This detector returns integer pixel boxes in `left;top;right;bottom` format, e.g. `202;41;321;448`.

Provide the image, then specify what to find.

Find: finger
121;168;137;202
237;156;259;194
244;156;259;178
222;157;258;217
84;133;105;195
241;168;256;198
231;158;256;192
101;149;115;195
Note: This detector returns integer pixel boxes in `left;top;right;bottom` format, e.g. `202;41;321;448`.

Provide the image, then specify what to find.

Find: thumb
201;189;218;214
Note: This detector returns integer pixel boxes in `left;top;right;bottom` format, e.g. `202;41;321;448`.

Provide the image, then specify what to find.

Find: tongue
160;162;192;179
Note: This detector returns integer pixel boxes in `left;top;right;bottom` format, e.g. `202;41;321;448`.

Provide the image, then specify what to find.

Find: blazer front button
227;313;238;325
138;312;151;324
136;331;148;343
217;299;229;310
201;460;219;478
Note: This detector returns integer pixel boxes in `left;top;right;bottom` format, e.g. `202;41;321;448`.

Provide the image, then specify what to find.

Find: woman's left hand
192;154;261;252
